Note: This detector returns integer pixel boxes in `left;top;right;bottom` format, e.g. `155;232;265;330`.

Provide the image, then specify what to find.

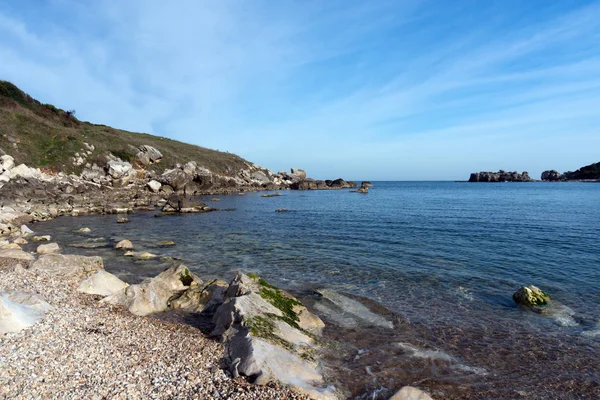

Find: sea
32;182;600;399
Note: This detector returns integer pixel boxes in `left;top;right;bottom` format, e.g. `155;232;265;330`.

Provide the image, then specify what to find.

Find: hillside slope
0;80;251;175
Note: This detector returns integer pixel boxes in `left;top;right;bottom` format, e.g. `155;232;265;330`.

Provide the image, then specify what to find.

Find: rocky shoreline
0;156;429;399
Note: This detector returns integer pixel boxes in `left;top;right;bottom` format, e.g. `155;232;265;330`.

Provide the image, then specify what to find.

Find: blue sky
1;0;599;180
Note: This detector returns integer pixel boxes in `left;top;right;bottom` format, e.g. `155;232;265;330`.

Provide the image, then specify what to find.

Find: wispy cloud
0;0;599;179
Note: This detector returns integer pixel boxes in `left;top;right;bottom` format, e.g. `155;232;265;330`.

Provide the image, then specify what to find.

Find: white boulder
106;159;133;179
389;386;433;400
78;270;129;296
0;291;53;334
147;180;162;193
36;243;61;255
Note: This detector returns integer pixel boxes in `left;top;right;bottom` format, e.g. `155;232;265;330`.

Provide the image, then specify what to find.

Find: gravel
0;259;310;399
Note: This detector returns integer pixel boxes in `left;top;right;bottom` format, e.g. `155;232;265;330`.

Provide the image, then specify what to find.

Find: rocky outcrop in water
468;170;533;182
291;178;357;190
513;285;551;306
541;170;562;181
542;162;600;181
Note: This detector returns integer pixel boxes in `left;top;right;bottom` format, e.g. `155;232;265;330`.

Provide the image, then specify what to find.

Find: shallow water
33;182;600;398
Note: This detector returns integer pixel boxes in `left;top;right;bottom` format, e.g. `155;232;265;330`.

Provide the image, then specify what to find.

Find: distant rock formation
541;170;562;181
468;170;533;182
290;178;357;190
541;162;600;181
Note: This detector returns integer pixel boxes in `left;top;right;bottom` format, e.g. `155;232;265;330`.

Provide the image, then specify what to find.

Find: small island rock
513;285;551;306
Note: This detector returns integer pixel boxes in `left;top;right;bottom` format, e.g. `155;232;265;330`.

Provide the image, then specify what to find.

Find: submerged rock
32;235;51;242
0;291;53;334
513;285;551;306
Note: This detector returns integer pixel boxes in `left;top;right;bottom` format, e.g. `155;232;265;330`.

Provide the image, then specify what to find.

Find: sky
0;0;599;180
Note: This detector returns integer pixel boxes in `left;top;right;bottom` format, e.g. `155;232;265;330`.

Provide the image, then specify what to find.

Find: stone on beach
0;248;34;261
78;270;129;296
102;264;202;316
389;386;434;400
13;237;27;245
30;254;103;278
0;291;53;334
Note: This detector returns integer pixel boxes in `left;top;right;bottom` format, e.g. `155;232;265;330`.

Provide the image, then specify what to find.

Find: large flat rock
0;291;53;334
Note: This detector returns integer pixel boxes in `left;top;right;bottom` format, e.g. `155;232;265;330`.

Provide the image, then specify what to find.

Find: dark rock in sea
290;178;357;190
163;195;209;213
361;181;373;188
116;217;130;224
468;170;533;182
290;179;318;190
541;170;562;181
513;285;551;306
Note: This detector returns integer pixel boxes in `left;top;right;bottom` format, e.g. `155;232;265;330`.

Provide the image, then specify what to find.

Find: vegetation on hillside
0;80;251;175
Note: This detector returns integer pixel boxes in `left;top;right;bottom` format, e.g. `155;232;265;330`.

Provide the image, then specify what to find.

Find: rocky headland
541;162;600;182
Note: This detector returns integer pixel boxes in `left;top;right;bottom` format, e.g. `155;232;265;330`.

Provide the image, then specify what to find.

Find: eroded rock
102;264;203;316
212;272;332;398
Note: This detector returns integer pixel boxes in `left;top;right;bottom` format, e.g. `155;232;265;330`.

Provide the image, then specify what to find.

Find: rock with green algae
212;272;334;399
513;285;551;306
102;264;204;316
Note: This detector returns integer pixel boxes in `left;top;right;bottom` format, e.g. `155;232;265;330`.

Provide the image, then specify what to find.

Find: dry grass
0;80;252;175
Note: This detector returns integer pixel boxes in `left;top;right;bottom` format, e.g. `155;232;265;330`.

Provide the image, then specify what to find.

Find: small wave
396;342;488;375
396;342;453;362
545;304;578;327
582;323;600;337
457;286;474;301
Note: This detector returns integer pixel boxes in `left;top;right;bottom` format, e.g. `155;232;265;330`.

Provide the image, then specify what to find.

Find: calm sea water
34;182;600;399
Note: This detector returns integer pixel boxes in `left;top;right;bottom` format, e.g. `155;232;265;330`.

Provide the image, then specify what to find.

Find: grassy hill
0;80;252;175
